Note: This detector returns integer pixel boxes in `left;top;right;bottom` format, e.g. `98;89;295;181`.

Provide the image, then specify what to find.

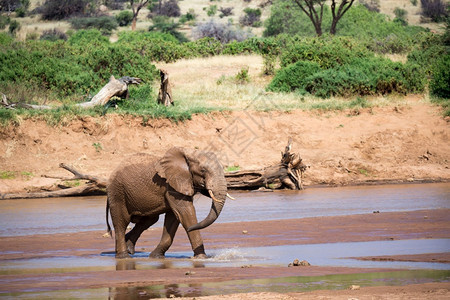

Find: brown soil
0;99;449;194
0;99;449;298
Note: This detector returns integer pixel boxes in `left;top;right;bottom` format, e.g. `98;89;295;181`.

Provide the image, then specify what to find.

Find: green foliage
264;0;320;37
240;7;262;27
41;0;87;20
280;35;371;69
235;67;250;84
430;54;450;98
265;2;425;54
206;5;217;17
69;16;118;35
0;171;15;179
303;57;426;98
116;10;133;27
8;19;20;35
407;32;448;75
0;30;157;101
0;14;10;29
149;16;188;42
267;60;322;93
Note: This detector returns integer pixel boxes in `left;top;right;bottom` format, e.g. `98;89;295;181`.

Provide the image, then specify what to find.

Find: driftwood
1;163;107;200
1;76;142;110
77;76;142;108
157;69;173;107
1;140;307;199
226;138;308;190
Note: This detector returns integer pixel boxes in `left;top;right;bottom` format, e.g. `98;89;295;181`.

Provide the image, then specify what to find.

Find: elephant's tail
106;198;113;239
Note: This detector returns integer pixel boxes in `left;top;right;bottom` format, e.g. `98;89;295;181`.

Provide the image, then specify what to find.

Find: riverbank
1;100;449;194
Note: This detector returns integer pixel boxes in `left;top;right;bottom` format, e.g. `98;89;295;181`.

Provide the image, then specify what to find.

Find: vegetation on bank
0;2;449;125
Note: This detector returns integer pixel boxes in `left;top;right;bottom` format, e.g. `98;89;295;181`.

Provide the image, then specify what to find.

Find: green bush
280;35;371;69
430;54;450;98
116;10;133;27
267;60;322;93
303;57;425;98
70;16;118;35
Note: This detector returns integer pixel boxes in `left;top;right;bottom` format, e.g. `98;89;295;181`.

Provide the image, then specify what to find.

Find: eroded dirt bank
1;101;449;194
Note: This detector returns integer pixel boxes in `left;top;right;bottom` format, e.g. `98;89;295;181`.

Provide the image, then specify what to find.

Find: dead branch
225;138;308;190
76;76;142;108
157;69;173;107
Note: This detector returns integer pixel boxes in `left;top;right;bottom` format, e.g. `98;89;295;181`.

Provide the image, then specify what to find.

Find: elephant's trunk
187;176;227;232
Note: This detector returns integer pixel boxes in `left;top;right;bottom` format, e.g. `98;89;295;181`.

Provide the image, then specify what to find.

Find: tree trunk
157;69;173;106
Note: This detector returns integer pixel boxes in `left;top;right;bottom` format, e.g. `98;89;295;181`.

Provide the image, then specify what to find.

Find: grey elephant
106;147;231;259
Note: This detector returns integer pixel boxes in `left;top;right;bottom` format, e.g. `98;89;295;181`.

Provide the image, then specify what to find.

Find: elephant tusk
226;193;235;200
208;190;224;204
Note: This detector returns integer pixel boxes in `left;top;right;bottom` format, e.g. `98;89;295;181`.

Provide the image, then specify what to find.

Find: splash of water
210;248;248;262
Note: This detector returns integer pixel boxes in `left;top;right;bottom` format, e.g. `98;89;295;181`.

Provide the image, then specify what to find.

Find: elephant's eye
201;168;207;174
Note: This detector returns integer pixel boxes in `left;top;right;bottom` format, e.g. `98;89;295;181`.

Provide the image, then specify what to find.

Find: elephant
106;147;231;259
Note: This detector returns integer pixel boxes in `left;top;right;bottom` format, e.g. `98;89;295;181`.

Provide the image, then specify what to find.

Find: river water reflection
0;183;448;237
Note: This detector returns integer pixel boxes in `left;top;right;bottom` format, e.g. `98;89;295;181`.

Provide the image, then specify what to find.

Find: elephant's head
156;147;227;232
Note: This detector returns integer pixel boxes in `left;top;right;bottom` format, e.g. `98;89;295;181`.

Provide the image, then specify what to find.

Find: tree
292;0;355;36
130;0;149;30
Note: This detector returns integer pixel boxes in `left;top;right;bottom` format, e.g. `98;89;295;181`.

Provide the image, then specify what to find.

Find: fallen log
1;76;142;110
225;138;308;190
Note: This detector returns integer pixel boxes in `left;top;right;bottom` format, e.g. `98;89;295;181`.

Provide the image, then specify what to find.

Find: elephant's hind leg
150;211;179;258
125;216;159;255
110;207;131;259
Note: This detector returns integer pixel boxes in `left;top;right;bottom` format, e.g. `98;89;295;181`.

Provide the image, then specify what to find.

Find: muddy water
0;183;449;236
1;183;449;298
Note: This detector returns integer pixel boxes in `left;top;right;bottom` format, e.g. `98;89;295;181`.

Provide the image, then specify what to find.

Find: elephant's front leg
165;192;207;258
150;211;179;258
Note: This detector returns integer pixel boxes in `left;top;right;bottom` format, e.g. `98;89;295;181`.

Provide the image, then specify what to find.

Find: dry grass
153;54;419;112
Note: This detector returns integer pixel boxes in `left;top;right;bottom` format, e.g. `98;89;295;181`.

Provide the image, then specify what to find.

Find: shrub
149;16;188;42
394;7;408;26
206;5;217;17
40;0;87;20
267;60;322;93
151;0;181;17
219;7;233;18
179;9;196;23
70;16;118;35
192;19;252;43
240;7;262;27
430;54;450;98
303;57;425;98
280;35;371;69
420;0;448;22
40;28;68;41
0;14;10;29
8;19;20;35
407;32;447;74
116;10;133;27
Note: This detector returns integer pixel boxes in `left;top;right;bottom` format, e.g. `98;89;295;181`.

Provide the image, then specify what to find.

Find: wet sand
0;209;449;297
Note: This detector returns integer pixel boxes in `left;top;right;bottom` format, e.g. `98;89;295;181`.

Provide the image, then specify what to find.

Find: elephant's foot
115;251;131;259
149;250;165;258
126;240;136;255
192;253;208;259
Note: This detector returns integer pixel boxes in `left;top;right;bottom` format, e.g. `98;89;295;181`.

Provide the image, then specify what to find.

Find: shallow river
0;183;449;298
1;182;449;237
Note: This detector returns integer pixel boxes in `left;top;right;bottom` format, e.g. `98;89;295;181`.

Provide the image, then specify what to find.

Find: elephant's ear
156;147;194;196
